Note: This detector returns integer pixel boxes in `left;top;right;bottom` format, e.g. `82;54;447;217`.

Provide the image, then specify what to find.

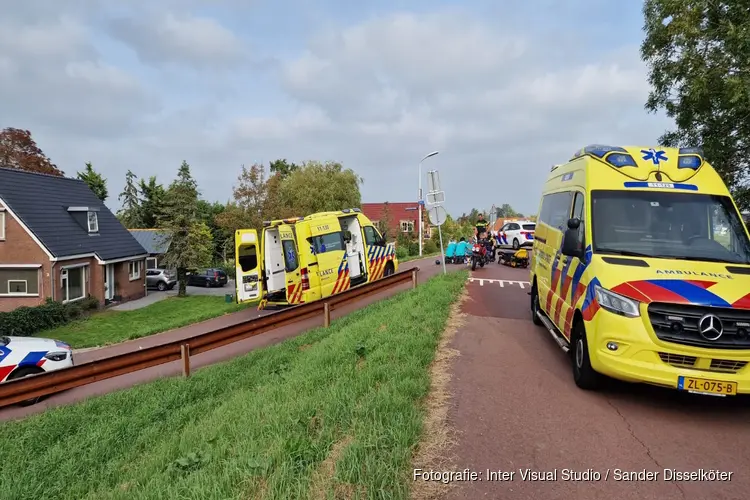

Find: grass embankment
400;252;440;263
35;295;255;349
3;271;468;500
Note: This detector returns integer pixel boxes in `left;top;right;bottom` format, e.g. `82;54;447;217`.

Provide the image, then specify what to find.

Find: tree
495;203;521;219
269;158;299;179
117;170;142;228
376;202;394;240
0;128;63;176
641;0;750;209
76;162;108;201
159;161;211;296
277;160;362;215
139;176;167;228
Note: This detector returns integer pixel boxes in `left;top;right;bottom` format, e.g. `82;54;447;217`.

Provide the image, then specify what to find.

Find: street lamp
418;151;439;257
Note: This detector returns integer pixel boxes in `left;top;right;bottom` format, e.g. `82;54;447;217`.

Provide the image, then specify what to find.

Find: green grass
3;271;468;500
35;295;256;349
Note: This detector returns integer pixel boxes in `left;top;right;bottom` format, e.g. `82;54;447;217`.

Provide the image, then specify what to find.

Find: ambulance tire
7;366;45;406
571;320;601;391
383;263;395;277
530;282;543;326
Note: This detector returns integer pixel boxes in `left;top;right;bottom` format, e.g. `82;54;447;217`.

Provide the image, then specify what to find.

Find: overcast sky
0;0;673;217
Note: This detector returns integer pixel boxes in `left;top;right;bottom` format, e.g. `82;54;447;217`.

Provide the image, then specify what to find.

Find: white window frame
7;280;28;294
146;257;157;269
0;265;41;297
129;260;142;280
61;264;87;303
87;211;99;233
0;210;5;240
400;220;414;233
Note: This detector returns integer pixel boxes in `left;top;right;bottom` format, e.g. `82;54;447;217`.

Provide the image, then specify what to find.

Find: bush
395;246;409;259
215;261;236;279
0;296;99;337
423;239;439;254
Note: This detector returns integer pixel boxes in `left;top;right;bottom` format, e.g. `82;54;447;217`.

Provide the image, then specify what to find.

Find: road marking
468;278;530;288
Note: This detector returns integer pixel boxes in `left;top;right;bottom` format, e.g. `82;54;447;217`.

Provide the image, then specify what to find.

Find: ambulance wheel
383;263;395;277
530;282;543;326
8;366;45;406
512;238;520;249
571;319;601;391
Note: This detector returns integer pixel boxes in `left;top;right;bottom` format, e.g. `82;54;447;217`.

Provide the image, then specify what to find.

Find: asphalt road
0;256;451;422
441;258;750;499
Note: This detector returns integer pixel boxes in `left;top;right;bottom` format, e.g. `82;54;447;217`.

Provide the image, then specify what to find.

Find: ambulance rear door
278;223;303;305
235;229;263;303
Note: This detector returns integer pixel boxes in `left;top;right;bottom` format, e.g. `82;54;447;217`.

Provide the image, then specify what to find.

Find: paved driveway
110;280;235;311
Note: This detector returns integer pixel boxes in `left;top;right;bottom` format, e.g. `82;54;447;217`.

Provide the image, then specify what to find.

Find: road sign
427;170;442;193
428;205;448;226
426;190;445;205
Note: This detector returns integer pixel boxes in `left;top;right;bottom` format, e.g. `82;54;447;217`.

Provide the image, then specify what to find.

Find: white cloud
108;12;245;68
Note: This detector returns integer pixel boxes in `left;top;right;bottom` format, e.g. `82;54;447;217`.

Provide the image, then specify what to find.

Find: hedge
0;296;100;337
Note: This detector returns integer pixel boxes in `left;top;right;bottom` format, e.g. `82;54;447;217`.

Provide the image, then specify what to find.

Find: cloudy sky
0;0;673;217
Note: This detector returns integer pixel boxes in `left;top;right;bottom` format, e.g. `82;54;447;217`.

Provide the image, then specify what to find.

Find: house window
146;257;157;269
61;266;86;303
87;211;98;232
129;260;142;280
0;210;5;240
400;220;414;233
0;268;39;296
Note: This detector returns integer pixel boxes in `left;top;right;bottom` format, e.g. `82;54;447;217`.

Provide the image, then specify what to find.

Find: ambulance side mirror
561;218;583;258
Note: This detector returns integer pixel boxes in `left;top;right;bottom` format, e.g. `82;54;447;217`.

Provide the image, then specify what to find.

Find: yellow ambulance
234;208;398;309
529;145;750;396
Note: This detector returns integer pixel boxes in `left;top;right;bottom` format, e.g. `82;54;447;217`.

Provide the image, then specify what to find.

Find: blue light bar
606;153;637;168
573;144;627;160
623;181;698;191
677;155;702;169
679;147;704;156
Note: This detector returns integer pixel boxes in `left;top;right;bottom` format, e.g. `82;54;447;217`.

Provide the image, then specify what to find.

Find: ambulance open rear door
278;224;304;305
235;229;263;303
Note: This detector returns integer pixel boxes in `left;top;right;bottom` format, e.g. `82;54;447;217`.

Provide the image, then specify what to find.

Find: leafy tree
0;127;63;176
277;160;362;214
77;162;108;201
139;176;167;228
269;158;299;179
641;0;750;209
117;170;142;228
196;199;227;260
159;161;211;296
495;203;521;218
376;202;394;240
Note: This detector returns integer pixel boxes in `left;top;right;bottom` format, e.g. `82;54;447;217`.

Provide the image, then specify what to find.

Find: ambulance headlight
594;285;640;318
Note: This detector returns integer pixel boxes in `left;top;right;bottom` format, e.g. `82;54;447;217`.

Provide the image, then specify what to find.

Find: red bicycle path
0;257;448;422
432;261;750;500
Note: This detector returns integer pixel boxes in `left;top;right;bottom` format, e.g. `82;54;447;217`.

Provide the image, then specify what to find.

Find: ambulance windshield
591;190;750;264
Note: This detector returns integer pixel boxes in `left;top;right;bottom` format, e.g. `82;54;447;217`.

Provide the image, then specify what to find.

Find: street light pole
418;151;439;257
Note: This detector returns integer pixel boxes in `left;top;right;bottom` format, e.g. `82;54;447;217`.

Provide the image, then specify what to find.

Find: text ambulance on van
235;208;398;309
529;145;750;396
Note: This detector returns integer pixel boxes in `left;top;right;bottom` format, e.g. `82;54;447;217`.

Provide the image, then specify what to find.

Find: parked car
146;268;177;291
0;335;74;406
187;268;228;287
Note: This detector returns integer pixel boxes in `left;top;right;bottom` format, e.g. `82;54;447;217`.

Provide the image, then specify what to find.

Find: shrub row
0;296;99;337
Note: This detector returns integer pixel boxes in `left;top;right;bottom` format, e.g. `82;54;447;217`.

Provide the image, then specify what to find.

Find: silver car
146;268;177;291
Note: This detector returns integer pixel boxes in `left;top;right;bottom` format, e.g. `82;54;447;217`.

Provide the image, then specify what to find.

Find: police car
496;220;535;249
0;335;73;403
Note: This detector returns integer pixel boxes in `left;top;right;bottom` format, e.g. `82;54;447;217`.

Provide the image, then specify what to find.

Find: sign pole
438;224;446;275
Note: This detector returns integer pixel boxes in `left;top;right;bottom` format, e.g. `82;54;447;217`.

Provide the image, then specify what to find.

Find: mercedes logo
698;314;724;341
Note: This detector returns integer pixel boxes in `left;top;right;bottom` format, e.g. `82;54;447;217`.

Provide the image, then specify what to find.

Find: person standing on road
475;214;489;241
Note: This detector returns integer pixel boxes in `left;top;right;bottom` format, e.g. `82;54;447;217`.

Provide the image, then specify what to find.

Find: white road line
468;278;530;288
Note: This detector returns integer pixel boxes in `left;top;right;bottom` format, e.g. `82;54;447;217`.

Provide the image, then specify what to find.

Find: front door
309;218;346;297
104;264;115;300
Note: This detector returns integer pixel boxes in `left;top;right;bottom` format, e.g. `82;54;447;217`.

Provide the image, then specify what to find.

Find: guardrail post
411;268;418;289
324;302;331;327
181;344;191;377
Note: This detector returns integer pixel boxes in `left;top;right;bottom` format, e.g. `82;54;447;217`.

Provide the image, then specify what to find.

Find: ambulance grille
658;353;696;368
647;303;750;349
709;359;748;373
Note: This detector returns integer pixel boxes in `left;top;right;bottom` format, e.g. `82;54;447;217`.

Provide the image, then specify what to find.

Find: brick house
0;167;149;313
361;202;431;240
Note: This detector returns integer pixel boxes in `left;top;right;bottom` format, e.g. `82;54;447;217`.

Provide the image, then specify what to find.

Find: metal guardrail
0;267;420;408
